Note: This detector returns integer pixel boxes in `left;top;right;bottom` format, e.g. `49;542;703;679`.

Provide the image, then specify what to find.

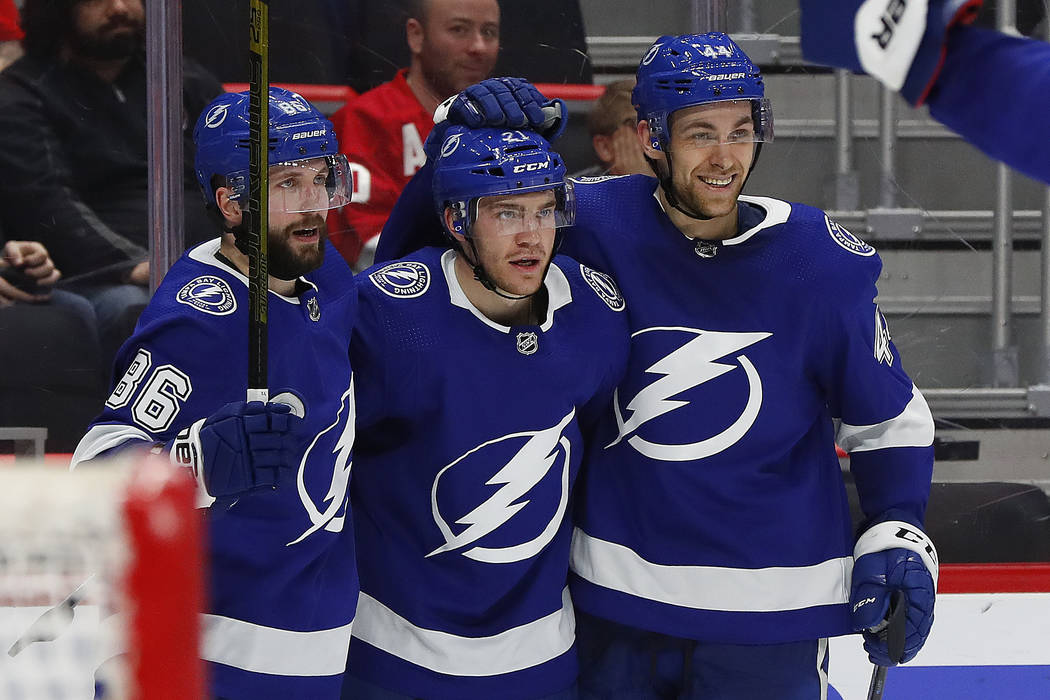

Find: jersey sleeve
71;310;243;467
331;103;414;264
814;247;935;529
928;24;1050;186
374;160;447;263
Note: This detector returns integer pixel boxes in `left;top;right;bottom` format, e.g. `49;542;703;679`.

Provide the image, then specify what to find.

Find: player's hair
20;0;76;59
586;79;636;138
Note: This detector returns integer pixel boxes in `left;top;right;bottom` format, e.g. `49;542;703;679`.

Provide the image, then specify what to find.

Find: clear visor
463;182;575;238
669;98;773;149
227;154;353;213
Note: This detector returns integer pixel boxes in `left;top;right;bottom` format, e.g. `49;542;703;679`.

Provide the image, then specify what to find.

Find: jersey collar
187;238;317;304
441;248;571;333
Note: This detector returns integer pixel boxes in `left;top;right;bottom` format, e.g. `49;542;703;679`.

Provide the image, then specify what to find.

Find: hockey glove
800;0;983;105
166;401;297;504
424;77;567;161
850;520;938;665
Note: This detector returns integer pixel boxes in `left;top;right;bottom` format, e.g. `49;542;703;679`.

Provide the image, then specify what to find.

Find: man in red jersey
329;0;499;269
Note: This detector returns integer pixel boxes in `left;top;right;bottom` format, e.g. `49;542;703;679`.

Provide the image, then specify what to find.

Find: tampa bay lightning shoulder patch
580;264;626;311
369;260;431;299
825;215;875;256
176;275;237;315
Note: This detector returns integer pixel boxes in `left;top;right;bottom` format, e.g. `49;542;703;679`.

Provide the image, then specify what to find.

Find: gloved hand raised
800;0;983;105
849;520;938;665
166;401;298;503
424;77;567;161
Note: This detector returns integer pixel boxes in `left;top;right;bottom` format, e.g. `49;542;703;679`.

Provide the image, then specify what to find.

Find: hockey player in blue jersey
801;0;1050;186
71;87;358;700
344;125;629;700
373;34;939;699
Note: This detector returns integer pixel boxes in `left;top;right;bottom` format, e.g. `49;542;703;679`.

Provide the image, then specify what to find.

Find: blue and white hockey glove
165;401;297;505
424;77;567;160
800;0;983;105
850;520;938;665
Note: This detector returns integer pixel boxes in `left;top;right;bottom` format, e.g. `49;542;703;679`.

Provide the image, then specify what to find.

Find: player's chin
500;259;548;294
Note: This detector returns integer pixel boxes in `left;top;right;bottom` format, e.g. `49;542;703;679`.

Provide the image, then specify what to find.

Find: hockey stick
246;0;270;404
866;589;907;700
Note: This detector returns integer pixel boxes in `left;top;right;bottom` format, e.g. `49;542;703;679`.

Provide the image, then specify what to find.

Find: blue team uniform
72;239;359;700
559;175;934;645
345;246;629;700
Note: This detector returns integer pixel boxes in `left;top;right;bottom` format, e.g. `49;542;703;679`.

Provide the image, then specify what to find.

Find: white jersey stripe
817;637;829;700
571;528;852;612
835;384;934;453
70;423;153;469
200;613;353;677
352;587;575;677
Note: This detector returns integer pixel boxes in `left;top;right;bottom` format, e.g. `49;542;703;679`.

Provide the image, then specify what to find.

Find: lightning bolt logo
609;327;771;462
369;261;431;299
187;283;226;301
428;410;574;564
289;377;355;545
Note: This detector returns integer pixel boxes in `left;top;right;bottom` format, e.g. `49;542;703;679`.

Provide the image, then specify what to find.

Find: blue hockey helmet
192;86;352;213
633;33;773;152
431;125;575;239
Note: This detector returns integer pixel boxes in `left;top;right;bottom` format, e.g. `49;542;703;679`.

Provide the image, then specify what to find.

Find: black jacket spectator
0;51;221;284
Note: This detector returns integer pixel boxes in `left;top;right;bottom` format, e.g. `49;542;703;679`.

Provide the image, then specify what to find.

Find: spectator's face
658;101;756;220
414;0;499;99
69;0;145;61
454;190;558;297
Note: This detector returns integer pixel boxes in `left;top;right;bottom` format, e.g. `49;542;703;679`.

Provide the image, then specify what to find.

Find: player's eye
276;177;297;190
496;209;522;221
727;129;754;143
689;131;717;142
313;173;327;186
536;208;554;219
482;26;498;40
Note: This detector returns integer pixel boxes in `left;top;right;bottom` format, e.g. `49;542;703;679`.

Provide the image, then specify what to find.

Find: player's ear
443;207;466;244
638;120;662;159
406;17;424;56
216;187;243;227
592;133;614;167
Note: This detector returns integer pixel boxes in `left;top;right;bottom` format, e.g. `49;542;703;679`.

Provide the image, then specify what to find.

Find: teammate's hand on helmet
166;401;299;501
425;77;567;161
849;520;938;665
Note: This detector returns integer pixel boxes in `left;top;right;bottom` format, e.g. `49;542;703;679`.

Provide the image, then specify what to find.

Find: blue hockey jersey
560;175;935;644
347;246;629;700
71;239;358;699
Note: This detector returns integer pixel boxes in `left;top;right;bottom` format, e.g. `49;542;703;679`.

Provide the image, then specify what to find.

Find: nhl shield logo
307;296;321;322
516;331;539;356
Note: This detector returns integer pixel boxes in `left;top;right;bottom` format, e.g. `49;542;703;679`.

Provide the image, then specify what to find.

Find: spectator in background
579;79;650;177
0;0;222;364
339;0;591;95
0;237;105;451
329;0;499;269
0;0;23;72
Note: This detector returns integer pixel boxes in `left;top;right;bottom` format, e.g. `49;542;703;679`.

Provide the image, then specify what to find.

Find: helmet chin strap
460;238;535;301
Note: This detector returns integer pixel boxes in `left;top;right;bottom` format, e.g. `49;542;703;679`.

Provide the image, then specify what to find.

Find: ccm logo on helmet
512;162;550;174
292;129;326;140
